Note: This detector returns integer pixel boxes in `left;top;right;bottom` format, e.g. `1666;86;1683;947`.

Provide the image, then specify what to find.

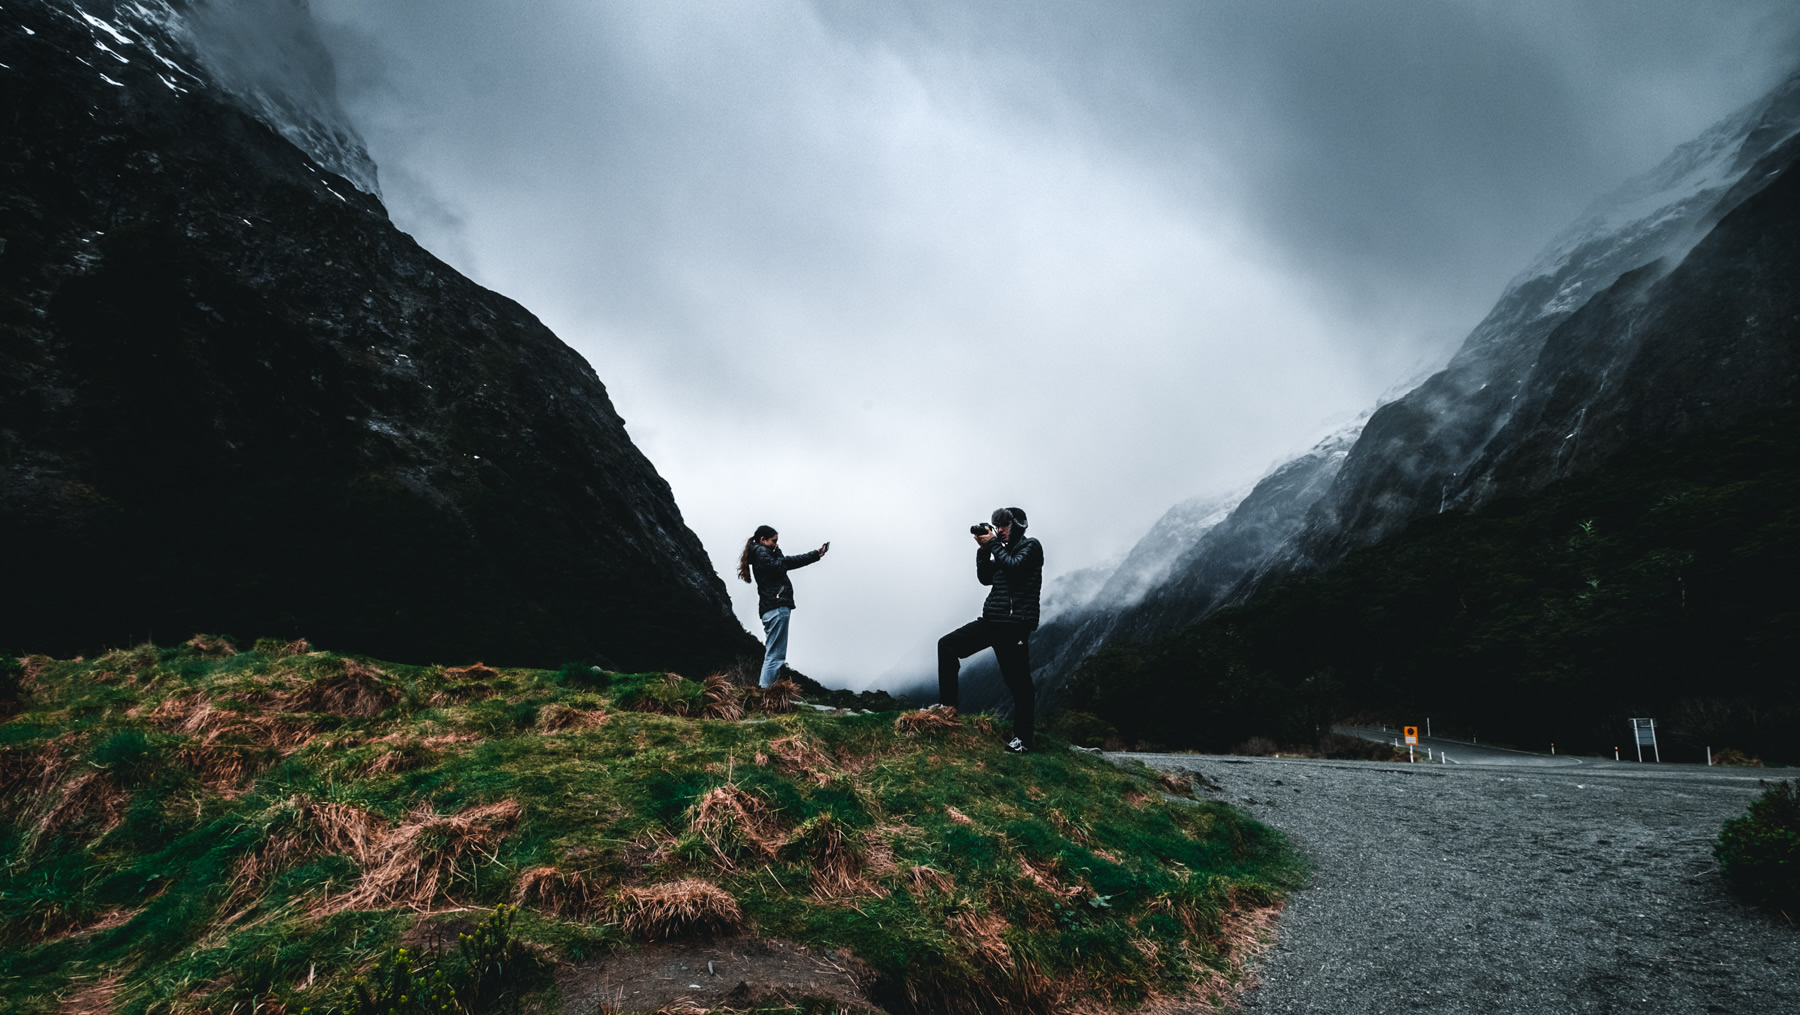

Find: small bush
1234;736;1280;757
307;905;541;1015
1318;732;1407;762
89;727;162;785
551;662;612;691
1051;710;1120;749
1715;779;1800;921
1712;748;1764;768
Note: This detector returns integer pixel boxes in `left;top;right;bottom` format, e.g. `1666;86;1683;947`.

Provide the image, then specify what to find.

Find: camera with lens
970;523;993;536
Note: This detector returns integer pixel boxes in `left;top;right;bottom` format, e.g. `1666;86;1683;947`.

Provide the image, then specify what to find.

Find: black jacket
978;533;1044;629
751;542;822;615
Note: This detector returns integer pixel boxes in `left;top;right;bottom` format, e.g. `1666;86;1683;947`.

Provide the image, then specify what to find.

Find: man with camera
937;506;1044;753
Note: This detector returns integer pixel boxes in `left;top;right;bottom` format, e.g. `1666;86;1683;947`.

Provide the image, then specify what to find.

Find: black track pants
937;618;1035;748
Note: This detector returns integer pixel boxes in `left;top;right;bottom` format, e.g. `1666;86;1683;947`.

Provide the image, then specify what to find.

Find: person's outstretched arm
781;547;824;570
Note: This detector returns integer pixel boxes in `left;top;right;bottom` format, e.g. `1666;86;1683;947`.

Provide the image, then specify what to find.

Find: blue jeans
759;606;791;688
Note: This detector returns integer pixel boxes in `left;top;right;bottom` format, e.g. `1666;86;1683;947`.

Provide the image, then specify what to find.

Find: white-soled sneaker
1005;737;1029;754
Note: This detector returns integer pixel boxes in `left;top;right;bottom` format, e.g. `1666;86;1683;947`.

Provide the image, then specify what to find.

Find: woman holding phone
737;525;829;688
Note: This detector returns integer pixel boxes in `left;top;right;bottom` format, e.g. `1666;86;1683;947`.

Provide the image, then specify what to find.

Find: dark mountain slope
1064;148;1800;760
0;0;754;671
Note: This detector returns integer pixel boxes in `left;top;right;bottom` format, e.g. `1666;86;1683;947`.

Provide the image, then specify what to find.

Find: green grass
0;639;1301;1014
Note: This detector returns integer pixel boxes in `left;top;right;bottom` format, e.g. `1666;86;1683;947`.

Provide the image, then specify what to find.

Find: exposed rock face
0;0;755;671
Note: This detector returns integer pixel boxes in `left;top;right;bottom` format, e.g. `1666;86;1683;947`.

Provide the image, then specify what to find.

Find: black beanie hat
1005;506;1027;530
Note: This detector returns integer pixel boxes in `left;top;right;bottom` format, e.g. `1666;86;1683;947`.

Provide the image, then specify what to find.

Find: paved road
1113;752;1800;1014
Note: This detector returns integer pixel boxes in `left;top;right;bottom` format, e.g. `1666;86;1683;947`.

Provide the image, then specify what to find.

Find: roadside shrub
1711;748;1764;768
1318;732;1407;762
1052;710;1120;749
1715;779;1800;921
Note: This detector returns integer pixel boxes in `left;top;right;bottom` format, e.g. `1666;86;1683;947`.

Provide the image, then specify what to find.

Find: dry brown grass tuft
152;693;312;751
688;784;786;868
356;733;476;775
28;771;130;848
442;662;501;681
905;865;955;900
766;733;833;786
894;707;961;735
699;674;745;721
1158;771;1195;797
277;638;314;657
535;704;611;733
324;800;522;913
793;813;886;900
945;806;974;825
1017;857;1083;901
0;740;71;816
185;634;237;657
226;797;389;913
276;659;399;718
514;865;606;919
18;655;55;697
1046;807;1091;844
758;678;801;715
175;742;275;794
948;910;1013;969
618;879;745;940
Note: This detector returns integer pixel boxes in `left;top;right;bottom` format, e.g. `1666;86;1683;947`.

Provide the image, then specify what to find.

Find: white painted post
1707;746;1713;766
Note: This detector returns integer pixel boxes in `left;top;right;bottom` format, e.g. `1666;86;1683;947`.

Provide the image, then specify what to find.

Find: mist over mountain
948;66;1800;721
0;0;754;670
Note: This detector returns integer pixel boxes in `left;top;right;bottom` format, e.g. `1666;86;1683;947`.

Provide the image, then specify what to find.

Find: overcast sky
308;0;1799;689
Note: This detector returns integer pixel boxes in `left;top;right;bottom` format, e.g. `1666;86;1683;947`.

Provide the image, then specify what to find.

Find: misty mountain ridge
2;0;753;669
945;64;1800;718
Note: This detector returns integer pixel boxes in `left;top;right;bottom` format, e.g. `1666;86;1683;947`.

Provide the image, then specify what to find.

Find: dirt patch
556;937;878;1014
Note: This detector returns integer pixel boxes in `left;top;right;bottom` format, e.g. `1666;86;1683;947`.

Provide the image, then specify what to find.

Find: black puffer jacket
978;533;1044;629
750;542;822;615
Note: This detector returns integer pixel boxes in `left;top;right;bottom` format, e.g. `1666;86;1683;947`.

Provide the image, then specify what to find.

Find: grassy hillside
0;640;1300;1015
1065;408;1799;762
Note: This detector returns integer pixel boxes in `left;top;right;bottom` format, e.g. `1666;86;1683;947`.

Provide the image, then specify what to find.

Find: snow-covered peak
1510;68;1800;319
37;0;380;196
181;0;380;196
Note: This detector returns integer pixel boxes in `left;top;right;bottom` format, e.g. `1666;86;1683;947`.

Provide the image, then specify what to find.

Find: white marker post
1404;726;1419;763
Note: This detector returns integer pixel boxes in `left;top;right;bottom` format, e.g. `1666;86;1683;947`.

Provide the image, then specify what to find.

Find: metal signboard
1628;718;1660;762
1403;726;1419;745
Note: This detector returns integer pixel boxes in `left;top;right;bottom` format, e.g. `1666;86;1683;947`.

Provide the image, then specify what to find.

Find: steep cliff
0;0;755;671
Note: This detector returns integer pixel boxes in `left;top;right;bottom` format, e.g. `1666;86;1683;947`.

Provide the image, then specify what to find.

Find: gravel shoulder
1114;752;1800;1015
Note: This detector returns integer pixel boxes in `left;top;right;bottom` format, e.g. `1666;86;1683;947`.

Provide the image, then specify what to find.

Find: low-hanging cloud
300;0;1800;688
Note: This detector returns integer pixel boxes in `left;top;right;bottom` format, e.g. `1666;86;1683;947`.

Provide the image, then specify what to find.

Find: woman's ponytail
737;525;778;583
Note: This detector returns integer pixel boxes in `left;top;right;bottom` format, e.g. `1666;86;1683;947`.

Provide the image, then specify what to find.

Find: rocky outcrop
0;0;755;671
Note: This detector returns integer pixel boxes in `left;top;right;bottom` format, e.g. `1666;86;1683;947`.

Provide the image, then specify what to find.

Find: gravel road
1113;752;1800;1014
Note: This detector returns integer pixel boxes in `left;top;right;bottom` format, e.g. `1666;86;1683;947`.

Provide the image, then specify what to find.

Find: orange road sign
1403;726;1419;745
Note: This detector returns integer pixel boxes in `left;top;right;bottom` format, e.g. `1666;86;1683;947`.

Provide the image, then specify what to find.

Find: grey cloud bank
305;0;1799;687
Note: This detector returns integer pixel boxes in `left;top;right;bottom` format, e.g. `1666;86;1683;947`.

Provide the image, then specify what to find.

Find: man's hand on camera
974;529;994;545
